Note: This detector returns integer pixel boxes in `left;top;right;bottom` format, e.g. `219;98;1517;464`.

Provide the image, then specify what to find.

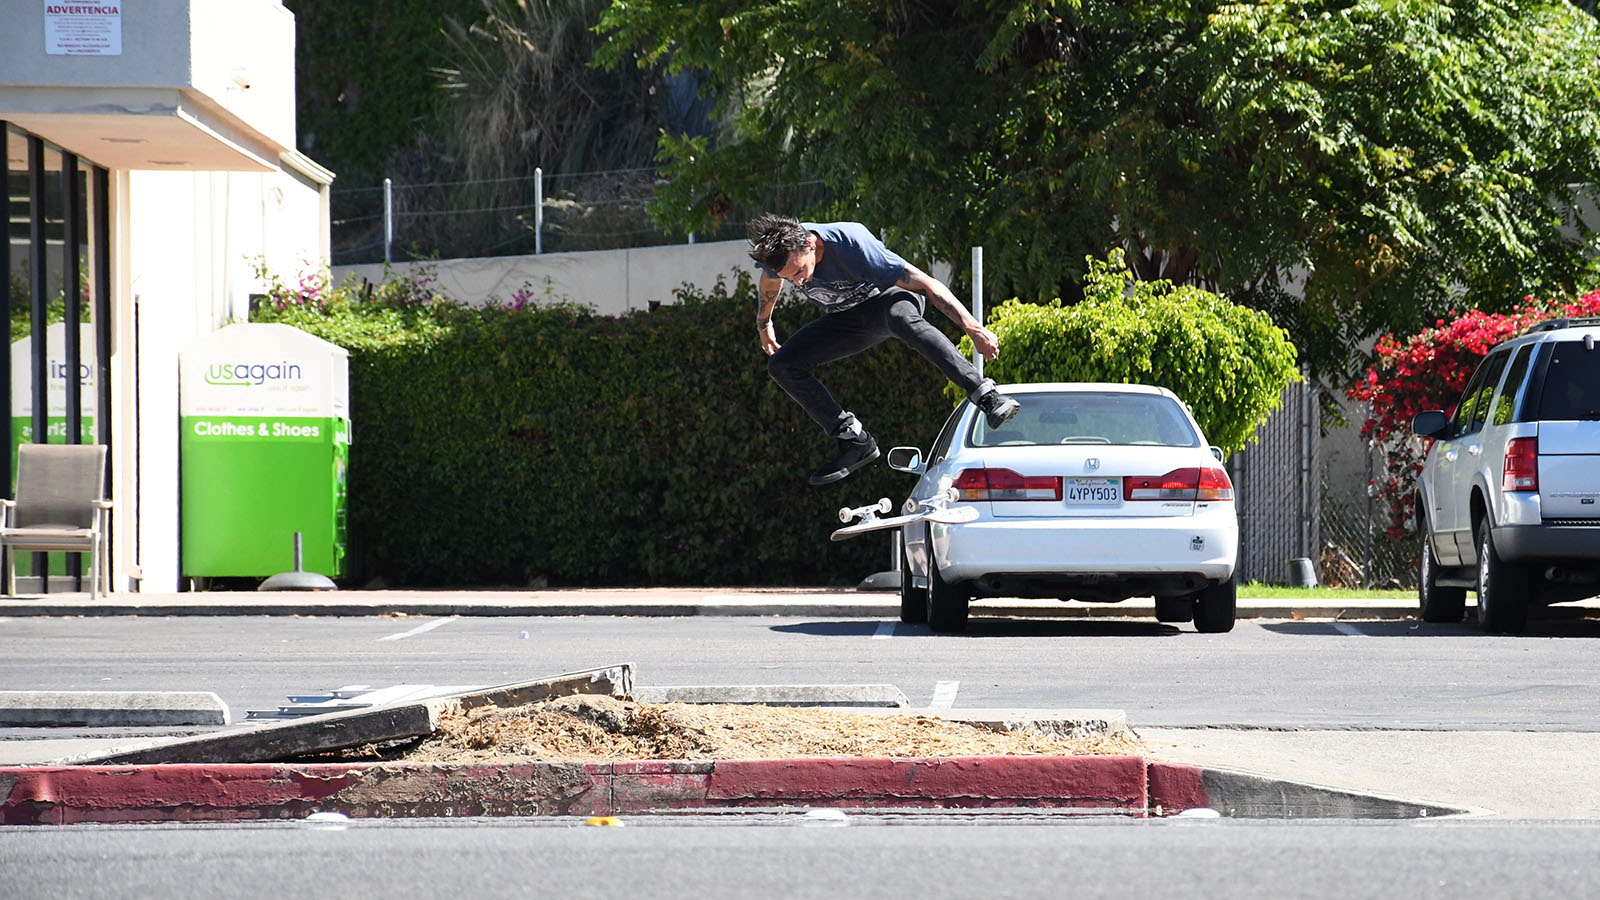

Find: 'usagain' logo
204;361;304;386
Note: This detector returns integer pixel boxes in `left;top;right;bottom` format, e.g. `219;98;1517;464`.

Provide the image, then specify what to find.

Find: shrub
1349;288;1600;538
963;250;1302;455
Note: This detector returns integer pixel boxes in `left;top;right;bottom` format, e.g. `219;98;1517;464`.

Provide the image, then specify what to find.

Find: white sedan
890;382;1240;633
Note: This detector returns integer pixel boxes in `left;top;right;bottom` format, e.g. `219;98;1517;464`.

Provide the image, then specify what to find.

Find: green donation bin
179;323;349;580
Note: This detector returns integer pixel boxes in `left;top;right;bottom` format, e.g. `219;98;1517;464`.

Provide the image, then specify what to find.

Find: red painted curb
706;756;1147;809
1146;762;1209;814
2;756;1155;825
0;765;361;825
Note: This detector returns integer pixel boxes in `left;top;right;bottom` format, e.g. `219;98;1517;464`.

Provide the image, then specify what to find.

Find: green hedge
257;273;958;587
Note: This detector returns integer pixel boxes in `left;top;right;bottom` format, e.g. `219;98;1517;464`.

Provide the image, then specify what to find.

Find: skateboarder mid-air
748;213;1021;485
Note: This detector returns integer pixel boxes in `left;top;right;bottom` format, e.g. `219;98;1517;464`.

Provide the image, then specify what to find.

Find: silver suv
1412;316;1600;633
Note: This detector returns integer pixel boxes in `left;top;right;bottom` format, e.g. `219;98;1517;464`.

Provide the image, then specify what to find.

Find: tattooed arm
756;272;783;356
896;263;999;360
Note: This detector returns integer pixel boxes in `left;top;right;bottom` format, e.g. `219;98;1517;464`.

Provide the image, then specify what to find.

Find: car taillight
1502;437;1538;491
1197;466;1235;501
1123;467;1234;501
952;467;1062;501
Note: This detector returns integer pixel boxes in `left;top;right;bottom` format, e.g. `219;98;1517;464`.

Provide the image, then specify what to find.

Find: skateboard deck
830;498;979;542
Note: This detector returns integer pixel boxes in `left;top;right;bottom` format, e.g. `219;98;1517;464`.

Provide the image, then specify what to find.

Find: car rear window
970;391;1200;447
1538;339;1600;421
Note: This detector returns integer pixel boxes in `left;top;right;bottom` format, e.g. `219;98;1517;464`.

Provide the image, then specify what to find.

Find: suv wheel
1418;515;1466;623
898;529;927;625
1194;576;1237;633
1476;517;1530;634
926;556;970;634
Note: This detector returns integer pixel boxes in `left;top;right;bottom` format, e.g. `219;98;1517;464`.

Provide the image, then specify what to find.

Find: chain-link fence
1318;458;1418;590
1230;379;1320;586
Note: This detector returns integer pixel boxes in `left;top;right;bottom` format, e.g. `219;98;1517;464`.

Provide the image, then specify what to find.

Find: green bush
962;251;1301;454
256;271;958;587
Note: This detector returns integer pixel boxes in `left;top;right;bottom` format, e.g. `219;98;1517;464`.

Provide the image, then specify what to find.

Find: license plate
1065;478;1120;505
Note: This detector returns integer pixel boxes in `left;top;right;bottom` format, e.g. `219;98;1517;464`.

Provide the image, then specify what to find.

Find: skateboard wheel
838;507;852;523
876;497;892;514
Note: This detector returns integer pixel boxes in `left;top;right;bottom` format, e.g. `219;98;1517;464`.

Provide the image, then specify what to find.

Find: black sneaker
975;389;1021;429
808;434;880;486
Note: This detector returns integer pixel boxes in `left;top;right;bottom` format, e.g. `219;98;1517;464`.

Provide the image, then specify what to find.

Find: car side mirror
887;446;925;474
1412;410;1450;438
1209;446;1224;461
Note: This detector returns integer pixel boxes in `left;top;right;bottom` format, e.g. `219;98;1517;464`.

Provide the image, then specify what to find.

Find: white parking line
377;617;459;642
872;622;896;640
930;680;960;708
1332;622;1365;637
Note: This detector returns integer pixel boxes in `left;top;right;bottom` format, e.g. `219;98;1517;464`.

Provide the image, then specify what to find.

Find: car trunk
1538;421;1600;519
974;446;1200;519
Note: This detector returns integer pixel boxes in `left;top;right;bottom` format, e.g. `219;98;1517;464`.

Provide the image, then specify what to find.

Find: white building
2;0;331;592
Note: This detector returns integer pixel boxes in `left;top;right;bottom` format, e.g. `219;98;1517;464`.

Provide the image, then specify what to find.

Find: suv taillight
1124;467;1235;501
952;468;1062;501
1502;437;1538;491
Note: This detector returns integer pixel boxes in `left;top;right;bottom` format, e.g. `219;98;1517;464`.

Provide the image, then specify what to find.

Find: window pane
971;391;1200;447
1538;341;1600;421
1491;346;1531;427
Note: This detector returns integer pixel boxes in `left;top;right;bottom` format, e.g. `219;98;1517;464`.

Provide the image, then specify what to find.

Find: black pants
767;288;990;437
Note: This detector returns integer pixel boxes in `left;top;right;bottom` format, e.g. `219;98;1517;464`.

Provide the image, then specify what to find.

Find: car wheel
898;528;927;625
1418;515;1466;623
926;554;969;634
1476;517;1530;634
1154;596;1195;623
1193;577;1236;633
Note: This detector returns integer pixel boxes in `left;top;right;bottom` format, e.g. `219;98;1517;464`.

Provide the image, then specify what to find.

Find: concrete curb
0;757;1467;825
0;691;230;727
1146;761;1459;819
0;589;1436;620
633;684;911;707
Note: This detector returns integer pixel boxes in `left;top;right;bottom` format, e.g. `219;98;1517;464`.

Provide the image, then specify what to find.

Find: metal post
534;167;544;255
382;178;393;264
971;246;984;376
27;137;47;590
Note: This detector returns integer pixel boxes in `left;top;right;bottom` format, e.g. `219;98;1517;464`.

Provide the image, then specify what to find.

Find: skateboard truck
839;497;894;524
830;491;976;542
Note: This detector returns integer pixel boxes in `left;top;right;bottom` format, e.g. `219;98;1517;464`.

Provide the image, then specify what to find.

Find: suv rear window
1538;340;1600;421
970;391;1200;447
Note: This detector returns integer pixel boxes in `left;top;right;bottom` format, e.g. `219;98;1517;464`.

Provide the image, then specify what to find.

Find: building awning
3;86;282;172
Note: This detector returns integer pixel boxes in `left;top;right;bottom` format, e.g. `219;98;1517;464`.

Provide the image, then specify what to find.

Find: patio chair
1;444;112;600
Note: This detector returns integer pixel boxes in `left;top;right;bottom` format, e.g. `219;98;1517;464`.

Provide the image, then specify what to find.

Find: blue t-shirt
760;221;908;313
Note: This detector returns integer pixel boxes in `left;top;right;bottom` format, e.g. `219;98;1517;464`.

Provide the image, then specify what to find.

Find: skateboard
829;495;980;542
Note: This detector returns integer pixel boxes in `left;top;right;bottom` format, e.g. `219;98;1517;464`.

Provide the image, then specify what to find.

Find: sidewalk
0;586;1446;619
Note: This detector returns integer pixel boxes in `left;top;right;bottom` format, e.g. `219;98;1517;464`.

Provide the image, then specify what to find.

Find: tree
597;0;1600;379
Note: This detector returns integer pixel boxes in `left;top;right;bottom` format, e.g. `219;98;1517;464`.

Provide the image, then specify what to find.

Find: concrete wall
335;241;754;316
333;241;958;315
0;0;296;153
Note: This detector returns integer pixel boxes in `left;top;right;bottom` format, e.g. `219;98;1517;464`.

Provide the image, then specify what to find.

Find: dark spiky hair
746;213;810;271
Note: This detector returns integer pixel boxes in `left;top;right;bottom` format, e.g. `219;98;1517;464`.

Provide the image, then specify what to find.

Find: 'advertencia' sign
44;2;122;56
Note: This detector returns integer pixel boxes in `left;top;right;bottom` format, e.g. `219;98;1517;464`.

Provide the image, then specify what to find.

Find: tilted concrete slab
68;665;634;766
0;691;230;727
